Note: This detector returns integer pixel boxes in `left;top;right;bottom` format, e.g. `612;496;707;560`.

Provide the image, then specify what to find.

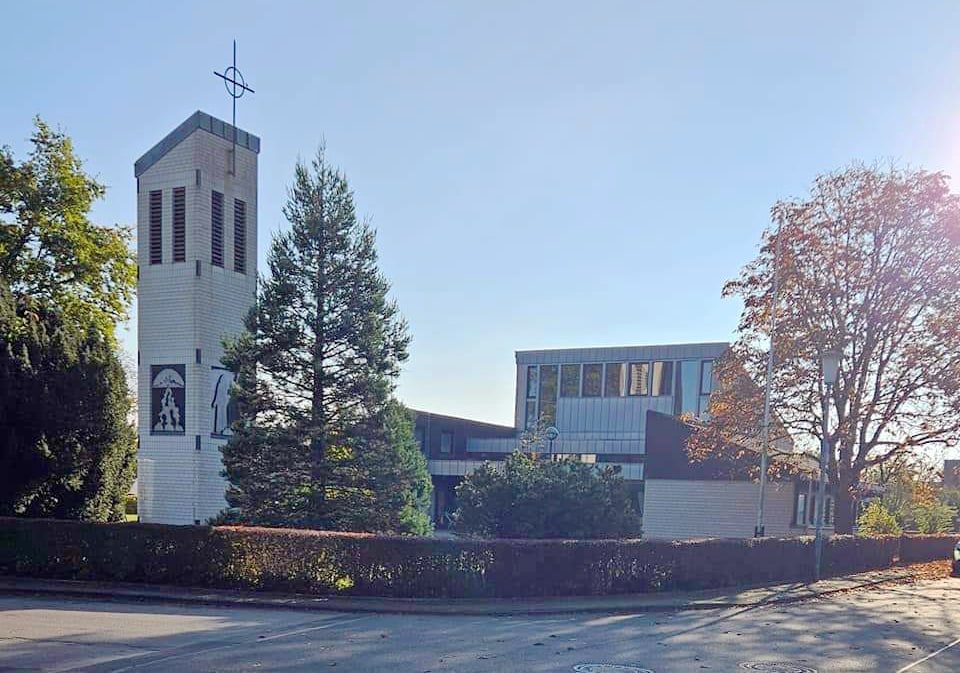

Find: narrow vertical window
628;362;649;396
699;359;715;418
233;198;246;274
440;431;453;454
582;364;603;397
211;190;224;267
526;366;539;399
651;361;673;396
538;365;558;425
700;360;715;394
172;187;186;263
604;363;624;397
678;360;700;416
149;190;162;264
560;364;580;397
795;493;807;526
525;400;538;429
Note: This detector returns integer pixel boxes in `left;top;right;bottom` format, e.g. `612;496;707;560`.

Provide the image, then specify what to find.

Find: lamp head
821;349;841;387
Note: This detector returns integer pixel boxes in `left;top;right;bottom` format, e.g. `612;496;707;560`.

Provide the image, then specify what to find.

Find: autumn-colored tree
865;455;957;532
691;165;960;534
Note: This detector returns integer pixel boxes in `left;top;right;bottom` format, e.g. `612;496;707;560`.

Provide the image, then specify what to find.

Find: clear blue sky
4;1;960;426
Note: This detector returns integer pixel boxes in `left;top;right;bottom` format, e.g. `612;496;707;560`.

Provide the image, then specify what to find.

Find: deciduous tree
691;165;960;534
0;119;136;520
0;118;136;340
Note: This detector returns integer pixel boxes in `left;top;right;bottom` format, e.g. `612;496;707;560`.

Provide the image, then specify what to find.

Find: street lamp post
814;348;841;582
756;222;783;538
544;426;559;459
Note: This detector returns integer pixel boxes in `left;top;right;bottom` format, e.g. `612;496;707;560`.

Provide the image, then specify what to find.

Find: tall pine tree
221;146;430;534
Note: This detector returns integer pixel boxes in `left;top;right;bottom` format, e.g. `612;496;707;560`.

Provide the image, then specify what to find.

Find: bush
454;452;641;539
0;517;921;599
900;534;958;564
857;501;902;536
912;501;956;534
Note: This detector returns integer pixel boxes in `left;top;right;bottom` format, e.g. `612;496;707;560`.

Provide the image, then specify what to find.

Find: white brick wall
642;479;801;540
137;119;258;525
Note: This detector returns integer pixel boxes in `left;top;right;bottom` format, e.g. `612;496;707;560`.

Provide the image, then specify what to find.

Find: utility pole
755;223;782;537
814;349;840;581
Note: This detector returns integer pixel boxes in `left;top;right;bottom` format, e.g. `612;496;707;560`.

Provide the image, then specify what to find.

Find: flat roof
134;110;261;177
411;409;515;433
516;342;729;364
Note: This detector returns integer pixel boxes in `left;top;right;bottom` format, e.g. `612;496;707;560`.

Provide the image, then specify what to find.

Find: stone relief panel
151;364;185;434
210;366;237;437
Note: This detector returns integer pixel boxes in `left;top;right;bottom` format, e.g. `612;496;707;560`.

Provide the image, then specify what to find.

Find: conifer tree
221;146;430;533
0;119;136;521
0;281;136;521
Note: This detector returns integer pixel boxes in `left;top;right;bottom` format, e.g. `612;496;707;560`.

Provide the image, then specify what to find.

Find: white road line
256;616;369;642
895;636;960;673
101;642;237;673
103;616;370;672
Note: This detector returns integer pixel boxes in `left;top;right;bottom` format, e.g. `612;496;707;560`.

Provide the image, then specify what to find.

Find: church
135;111;259;524
132;111;824;539
131;113;820;537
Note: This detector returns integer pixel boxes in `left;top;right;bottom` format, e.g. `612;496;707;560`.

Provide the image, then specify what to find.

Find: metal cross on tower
214;40;255;174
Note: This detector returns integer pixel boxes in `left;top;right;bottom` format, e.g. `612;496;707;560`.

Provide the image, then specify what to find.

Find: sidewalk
0;567;913;616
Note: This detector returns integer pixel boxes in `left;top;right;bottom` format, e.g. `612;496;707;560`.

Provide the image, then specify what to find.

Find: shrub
912;500;956;534
0;517;922;599
857;501;902;536
899;534;958;564
453;452;641;539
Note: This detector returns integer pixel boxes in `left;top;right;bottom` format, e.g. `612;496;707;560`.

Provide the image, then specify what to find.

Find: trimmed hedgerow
899;534;957;564
0;518;936;598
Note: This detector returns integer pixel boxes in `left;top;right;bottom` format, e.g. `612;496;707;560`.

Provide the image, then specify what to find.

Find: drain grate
739;663;818;673
573;666;654;673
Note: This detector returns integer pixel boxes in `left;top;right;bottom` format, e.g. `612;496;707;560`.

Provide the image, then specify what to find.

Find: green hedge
899;534;957;564
0;518;937;598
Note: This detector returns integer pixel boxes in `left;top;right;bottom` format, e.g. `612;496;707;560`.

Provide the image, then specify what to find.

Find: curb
0;570;912;616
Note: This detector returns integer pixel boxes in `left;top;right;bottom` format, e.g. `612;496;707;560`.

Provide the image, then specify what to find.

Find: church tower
134;111;259;524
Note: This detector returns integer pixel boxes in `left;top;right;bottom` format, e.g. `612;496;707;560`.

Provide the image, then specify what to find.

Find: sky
4;1;960;427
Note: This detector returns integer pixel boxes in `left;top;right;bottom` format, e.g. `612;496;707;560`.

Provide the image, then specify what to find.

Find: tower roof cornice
134;110;260;178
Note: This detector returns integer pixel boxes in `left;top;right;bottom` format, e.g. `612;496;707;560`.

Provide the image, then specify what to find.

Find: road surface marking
103;616;370;672
895;636;960;673
256;616;369;641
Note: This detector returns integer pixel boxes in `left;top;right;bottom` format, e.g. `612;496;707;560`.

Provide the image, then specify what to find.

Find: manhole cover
739;664;818;673
573;666;654;673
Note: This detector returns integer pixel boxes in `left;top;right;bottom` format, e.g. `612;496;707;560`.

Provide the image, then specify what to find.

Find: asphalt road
0;579;958;673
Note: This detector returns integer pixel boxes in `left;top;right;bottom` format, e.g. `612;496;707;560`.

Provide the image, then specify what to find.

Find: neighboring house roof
411;409;515;434
134;110;261;178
